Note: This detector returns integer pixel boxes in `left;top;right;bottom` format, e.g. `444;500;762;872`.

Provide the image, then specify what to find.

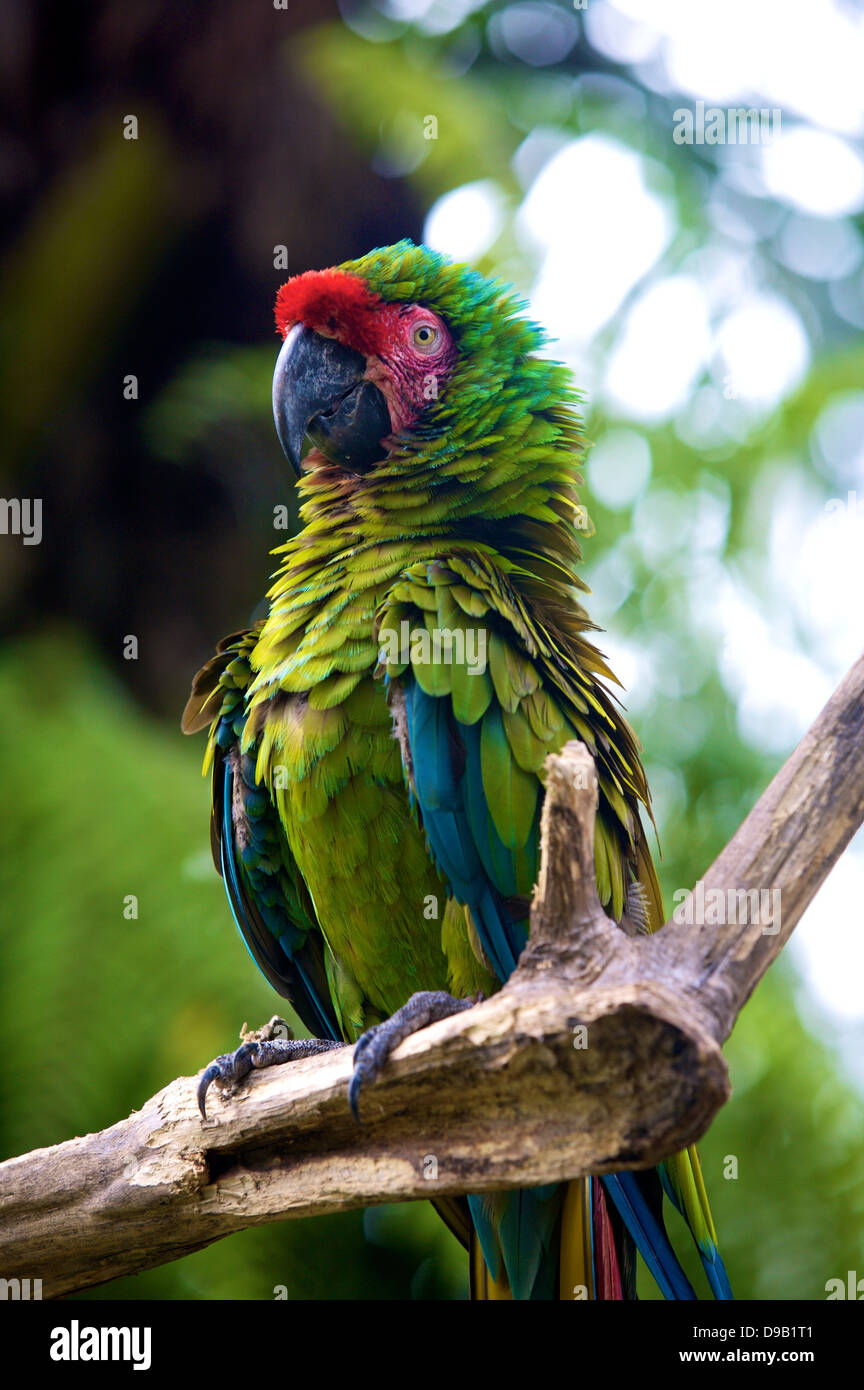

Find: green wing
183;628;340;1041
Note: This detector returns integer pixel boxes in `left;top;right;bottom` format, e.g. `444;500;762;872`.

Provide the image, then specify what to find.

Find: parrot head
271;239;561;478
273;265;457;472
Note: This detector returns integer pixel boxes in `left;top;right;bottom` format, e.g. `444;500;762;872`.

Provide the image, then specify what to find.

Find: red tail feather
593;1180;624;1300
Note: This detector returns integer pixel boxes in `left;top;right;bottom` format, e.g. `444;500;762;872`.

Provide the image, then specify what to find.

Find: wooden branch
1;652;862;1298
652;650;864;1039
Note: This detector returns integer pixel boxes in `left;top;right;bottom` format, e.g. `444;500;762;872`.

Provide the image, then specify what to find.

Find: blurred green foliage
0;118;178;476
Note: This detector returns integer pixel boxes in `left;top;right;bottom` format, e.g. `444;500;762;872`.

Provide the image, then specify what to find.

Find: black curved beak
272;324;391;475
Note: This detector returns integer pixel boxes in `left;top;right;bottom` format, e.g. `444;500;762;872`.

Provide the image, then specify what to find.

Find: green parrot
183;240;731;1301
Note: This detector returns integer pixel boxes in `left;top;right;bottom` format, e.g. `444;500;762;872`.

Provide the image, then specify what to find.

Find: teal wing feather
378;554;649;975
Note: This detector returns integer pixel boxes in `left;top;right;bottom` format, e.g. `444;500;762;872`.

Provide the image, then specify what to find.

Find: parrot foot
197;1016;343;1120
349;990;478;1121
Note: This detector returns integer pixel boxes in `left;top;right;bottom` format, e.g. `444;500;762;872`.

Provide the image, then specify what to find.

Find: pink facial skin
362;302;457;432
275;268;458;435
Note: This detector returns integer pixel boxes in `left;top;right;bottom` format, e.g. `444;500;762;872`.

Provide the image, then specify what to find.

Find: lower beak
272;324;391;475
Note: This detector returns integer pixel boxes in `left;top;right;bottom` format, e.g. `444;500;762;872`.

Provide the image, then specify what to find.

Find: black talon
348;1027;384;1120
348;1071;363;1123
197;1031;344;1122
348;991;477;1122
197;1042;260;1119
197;1064;222;1120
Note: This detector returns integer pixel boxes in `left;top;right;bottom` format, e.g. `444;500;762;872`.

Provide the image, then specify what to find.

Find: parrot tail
466;1163;733;1300
467;1177;639;1300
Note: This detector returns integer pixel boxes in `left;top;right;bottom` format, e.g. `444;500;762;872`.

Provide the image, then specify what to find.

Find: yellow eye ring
412;323;439;352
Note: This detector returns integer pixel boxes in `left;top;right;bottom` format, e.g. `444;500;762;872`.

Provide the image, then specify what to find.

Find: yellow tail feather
559;1177;595;1300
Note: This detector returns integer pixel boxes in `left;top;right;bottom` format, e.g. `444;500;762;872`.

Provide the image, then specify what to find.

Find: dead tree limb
1;652;862;1298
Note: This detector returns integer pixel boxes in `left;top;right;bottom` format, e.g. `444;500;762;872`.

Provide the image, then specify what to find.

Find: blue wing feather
405;680;520;980
219;756;341;1043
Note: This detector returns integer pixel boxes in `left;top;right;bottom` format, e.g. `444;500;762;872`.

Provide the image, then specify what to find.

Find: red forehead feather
274;268;386;355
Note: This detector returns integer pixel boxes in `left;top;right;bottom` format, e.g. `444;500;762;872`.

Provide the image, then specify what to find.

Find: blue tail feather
601;1173;696;1301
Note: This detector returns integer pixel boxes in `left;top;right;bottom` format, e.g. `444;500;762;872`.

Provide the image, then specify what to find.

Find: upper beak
272;324;391;475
